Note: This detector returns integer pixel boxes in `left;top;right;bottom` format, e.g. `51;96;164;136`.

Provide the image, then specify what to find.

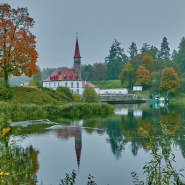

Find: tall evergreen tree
128;42;138;59
159;37;170;61
140;43;150;54
175;37;185;72
105;40;128;80
148;46;159;60
171;49;178;61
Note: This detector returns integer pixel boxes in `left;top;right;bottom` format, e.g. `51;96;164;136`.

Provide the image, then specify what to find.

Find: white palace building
43;37;128;95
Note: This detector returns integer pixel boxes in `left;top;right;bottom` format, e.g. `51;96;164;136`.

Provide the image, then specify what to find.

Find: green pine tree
148;45;159;59
140;43;150;54
128;42;138;59
175;37;185;72
159;37;170;61
105;39;128;80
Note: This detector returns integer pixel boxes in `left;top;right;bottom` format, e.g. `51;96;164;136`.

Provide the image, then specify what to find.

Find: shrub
0;82;13;100
56;86;73;100
28;80;36;86
34;80;43;88
73;93;81;102
82;86;100;103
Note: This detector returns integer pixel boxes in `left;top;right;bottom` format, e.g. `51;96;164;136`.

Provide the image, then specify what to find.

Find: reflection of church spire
75;126;82;168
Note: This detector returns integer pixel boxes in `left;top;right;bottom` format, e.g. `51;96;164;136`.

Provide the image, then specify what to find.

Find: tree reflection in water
130;108;185;185
10;145;39;185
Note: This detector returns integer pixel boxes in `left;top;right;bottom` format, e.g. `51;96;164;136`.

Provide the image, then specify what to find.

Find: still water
8;103;185;184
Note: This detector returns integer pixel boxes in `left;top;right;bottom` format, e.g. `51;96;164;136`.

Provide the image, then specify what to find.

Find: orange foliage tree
130;53;154;73
136;65;151;86
160;67;180;93
0;3;39;83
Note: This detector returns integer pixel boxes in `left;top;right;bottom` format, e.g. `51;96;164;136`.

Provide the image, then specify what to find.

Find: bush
82;86;100;103
28;80;36;86
0;82;13;100
56;86;73;100
34;80;43;88
73;93;81;102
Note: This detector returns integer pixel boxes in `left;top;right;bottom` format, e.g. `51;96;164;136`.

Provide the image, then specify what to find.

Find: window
65;75;67;79
54;83;55;88
77;82;79;88
119;91;121;94
71;82;73;88
77;89;79;94
65;82;67;87
58;82;59;86
49;83;51;87
45;83;47;87
71;76;73;80
71;89;73;94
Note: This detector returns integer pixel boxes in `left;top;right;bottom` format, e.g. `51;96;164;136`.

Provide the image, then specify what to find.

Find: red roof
82;82;98;88
43;67;82;81
74;39;81;58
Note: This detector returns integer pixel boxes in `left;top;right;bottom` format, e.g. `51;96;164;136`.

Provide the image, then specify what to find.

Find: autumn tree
93;63;106;80
118;61;135;89
0;3;39;84
136;66;151;87
130;53;154;73
160;67;180;93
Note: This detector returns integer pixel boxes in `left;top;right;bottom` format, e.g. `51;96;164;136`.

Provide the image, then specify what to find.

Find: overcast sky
4;0;185;69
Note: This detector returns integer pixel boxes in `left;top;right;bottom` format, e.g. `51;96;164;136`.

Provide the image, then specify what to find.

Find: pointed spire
75;148;81;168
74;34;81;58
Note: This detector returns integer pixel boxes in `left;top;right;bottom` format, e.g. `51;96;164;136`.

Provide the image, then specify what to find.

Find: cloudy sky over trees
5;0;185;69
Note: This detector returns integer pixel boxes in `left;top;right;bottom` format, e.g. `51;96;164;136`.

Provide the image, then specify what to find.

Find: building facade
43;37;99;95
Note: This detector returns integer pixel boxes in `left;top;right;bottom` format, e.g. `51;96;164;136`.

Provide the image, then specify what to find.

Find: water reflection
3;103;185;184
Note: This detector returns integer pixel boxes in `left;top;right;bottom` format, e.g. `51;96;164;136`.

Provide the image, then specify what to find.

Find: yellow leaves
160;67;180;93
0;127;10;138
0;171;10;177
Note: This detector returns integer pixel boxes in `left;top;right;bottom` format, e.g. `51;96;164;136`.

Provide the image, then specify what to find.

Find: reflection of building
55;124;82;168
75;126;82;168
133;109;143;117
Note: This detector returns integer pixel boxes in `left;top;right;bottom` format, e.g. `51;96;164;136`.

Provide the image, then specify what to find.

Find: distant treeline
9;37;185;93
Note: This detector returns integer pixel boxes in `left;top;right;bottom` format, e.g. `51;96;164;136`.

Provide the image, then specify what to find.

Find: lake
7;103;185;184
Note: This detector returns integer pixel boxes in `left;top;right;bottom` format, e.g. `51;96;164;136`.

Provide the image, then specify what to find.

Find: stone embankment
100;94;138;101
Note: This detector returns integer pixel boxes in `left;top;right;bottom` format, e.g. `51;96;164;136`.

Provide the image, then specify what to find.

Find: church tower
74;35;81;78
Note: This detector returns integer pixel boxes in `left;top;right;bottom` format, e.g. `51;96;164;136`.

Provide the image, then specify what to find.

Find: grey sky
4;0;185;69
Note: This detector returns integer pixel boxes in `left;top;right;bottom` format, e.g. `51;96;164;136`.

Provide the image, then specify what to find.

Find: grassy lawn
90;80;127;89
136;90;151;99
170;92;185;102
9;87;72;105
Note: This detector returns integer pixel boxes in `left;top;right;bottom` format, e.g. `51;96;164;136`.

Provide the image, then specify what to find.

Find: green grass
170;92;185;102
90;80;127;89
136;90;151;99
0;103;115;121
9;87;72;105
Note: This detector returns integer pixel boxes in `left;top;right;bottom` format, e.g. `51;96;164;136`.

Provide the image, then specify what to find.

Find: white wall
133;86;142;91
43;81;83;95
99;89;128;95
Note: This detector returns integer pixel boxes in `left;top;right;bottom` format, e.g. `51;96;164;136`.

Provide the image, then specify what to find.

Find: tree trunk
4;68;8;84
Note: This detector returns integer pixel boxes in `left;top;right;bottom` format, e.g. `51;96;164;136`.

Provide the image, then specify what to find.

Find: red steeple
74;36;81;58
75;148;81;168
